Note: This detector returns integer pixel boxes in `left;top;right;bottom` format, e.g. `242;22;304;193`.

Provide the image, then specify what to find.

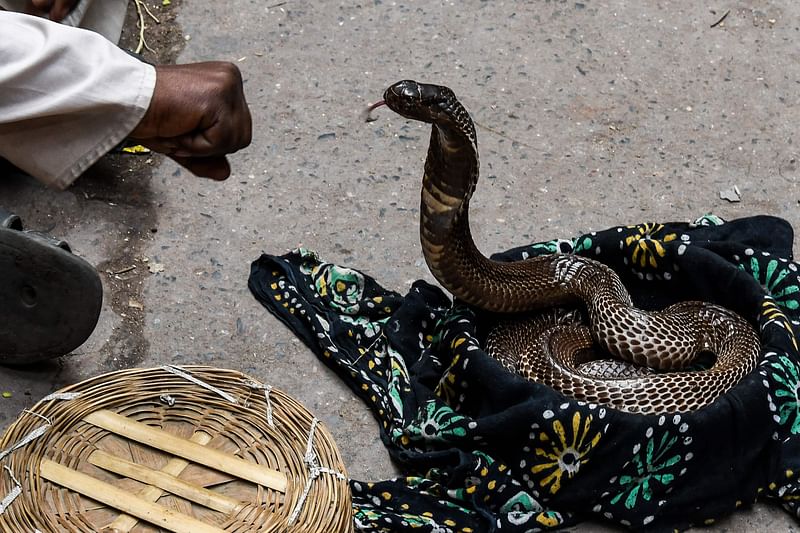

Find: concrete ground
2;1;800;531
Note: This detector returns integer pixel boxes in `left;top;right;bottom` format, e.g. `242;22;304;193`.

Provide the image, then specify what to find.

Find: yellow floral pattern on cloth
762;298;800;352
624;223;678;270
522;404;608;497
435;325;479;409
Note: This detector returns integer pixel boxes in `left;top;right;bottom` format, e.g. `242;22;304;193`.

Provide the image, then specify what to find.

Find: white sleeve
0;12;156;189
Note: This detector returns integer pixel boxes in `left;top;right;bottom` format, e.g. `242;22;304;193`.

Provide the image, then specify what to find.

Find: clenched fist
130;62;253;181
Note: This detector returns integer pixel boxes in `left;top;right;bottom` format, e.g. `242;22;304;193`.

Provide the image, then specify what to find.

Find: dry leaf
121;144;151;154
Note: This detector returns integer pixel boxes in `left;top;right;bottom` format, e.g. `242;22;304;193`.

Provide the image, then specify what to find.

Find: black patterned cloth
248;215;800;532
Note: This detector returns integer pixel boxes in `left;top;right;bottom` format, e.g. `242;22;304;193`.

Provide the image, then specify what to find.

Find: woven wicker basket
0;366;353;532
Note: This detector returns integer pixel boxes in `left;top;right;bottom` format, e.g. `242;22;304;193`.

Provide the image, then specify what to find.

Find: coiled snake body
374;80;761;414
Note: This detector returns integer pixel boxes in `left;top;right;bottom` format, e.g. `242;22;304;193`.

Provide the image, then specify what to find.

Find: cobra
370;80;761;414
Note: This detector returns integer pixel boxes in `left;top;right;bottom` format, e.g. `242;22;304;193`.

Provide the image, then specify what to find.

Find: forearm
0;12;155;189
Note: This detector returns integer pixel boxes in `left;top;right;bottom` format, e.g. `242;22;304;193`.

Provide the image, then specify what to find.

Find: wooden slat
39;460;225;533
84;410;287;493
106;431;213;532
89;449;242;514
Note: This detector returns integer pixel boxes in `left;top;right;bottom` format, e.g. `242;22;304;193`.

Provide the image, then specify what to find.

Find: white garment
0;0;128;42
0;12;156;189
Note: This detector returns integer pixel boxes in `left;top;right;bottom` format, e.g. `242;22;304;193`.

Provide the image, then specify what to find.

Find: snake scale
371;80;761;414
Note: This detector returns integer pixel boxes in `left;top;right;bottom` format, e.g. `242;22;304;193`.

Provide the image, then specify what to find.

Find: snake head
383;80;460;124
383;80;476;148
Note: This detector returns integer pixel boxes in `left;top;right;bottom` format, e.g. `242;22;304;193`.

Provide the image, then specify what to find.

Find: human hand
25;0;78;21
130;62;253;181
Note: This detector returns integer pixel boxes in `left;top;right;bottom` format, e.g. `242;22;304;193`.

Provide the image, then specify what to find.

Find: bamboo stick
105;431;213;532
39;459;226;533
89;449;242;514
84;410;287;492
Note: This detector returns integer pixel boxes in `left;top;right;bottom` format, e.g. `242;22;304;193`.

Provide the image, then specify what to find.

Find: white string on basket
243;380;275;428
41;392;81;402
0;392;81;515
287;418;347;526
0;424;48;464
0;466;21;514
159;394;176;407
161;365;238;404
21;411;51;425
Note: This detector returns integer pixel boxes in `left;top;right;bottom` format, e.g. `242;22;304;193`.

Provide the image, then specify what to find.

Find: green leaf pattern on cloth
737;250;800;310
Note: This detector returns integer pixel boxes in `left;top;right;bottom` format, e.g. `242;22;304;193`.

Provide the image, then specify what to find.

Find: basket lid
0;366;352;532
